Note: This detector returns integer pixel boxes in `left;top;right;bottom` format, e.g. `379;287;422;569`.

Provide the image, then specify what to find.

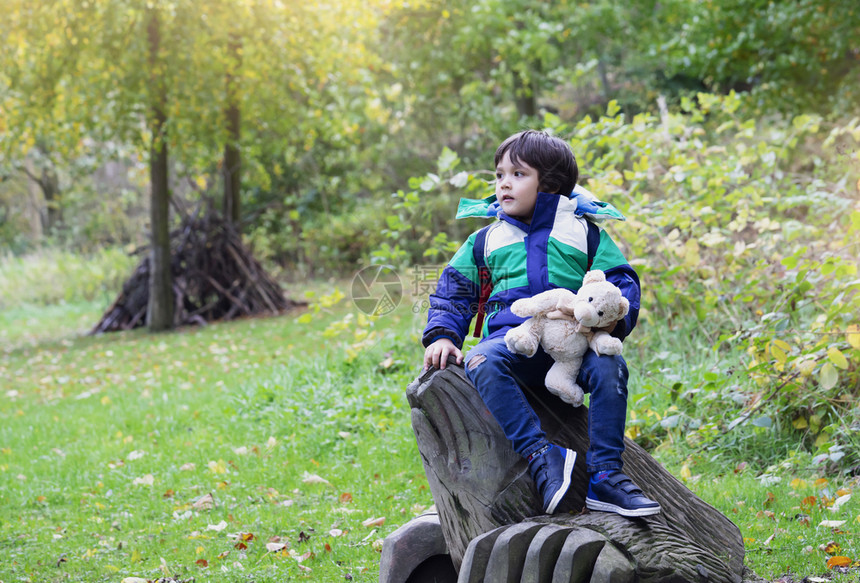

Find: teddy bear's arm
510;289;575;317
504;317;542;357
589;330;623;356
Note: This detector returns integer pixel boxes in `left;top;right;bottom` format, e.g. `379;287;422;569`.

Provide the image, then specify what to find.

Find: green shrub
0;246;137;308
387;98;860;472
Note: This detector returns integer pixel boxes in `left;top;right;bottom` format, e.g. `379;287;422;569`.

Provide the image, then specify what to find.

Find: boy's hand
423;338;463;371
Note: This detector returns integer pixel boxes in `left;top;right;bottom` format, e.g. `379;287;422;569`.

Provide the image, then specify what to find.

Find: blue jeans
464;335;628;473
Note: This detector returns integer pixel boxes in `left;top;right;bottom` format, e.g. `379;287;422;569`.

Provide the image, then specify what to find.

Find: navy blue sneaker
527;444;577;514
586;472;661;517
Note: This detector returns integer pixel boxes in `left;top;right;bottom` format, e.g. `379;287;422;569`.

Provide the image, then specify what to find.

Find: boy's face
495;151;540;224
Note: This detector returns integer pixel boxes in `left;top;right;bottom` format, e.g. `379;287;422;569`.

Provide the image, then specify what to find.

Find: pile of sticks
91;213;300;333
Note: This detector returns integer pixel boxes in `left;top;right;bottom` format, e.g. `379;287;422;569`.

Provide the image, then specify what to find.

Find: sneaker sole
545;449;576;514
585;496;661;517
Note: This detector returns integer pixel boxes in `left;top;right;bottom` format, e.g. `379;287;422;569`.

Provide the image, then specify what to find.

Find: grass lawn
1;289;858;582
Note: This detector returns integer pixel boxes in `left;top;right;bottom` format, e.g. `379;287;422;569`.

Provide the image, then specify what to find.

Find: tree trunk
513;71;538;119
223;35;242;228
24;157;44;240
41;164;61;233
407;361;745;582
146;6;174;332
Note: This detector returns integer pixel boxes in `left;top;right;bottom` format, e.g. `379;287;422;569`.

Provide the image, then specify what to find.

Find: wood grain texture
407;360;744;580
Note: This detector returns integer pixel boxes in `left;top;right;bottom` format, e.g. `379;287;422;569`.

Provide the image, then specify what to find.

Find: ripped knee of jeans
466;354;487;371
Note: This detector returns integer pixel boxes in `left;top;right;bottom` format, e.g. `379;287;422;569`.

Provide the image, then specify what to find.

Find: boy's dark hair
494;130;578;196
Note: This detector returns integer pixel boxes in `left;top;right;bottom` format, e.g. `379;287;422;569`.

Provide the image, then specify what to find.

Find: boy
422;130;660;517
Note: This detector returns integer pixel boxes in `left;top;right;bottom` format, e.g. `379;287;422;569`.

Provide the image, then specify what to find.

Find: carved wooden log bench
380;361;755;583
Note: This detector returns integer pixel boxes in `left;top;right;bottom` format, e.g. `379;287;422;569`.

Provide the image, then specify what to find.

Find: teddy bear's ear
620;296;630;317
582;270;606;286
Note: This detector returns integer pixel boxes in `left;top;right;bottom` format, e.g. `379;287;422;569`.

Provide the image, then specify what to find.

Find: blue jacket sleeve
422;233;481;349
604;265;640;341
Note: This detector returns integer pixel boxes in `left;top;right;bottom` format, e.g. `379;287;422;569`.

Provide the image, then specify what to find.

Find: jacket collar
455;184;626;222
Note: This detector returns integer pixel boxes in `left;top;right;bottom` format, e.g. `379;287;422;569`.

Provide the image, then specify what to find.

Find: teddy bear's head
562;270;629;329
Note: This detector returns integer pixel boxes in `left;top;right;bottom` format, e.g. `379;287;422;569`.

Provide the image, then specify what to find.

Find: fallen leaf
820;520;847;529
822;541;841;555
266;542;287;553
301;472;331;486
234;541;247;550
240;532;255;542
216;551;230;559
127;450;146;461
801;496;817;510
266;436;277;449
162;489;174;499
827;556;851;569
339;492;353;504
207;521;228;532
831;494;851;511
121;578;149;583
196;559;208;568
329;529;344;537
233;446;249;455
192;493;215;511
132;474;154;486
207;459;227;474
180;463;196;471
362;517;385;528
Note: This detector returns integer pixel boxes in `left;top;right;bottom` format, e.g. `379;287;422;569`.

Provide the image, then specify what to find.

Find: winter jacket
422;188;640;349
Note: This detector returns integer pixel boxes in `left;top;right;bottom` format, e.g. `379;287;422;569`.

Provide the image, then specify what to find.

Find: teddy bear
503;270;629;407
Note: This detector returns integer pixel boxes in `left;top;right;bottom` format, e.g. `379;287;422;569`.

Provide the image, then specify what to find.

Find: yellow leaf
130;549;142;563
772;339;791;352
792;417;808;430
207;459;227;475
790;478;808;490
795;359;816;377
815;478;830;489
847;325;860;349
770;342;787;364
819;362;839;390
827;346;849;369
680;463;692;480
